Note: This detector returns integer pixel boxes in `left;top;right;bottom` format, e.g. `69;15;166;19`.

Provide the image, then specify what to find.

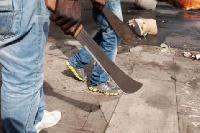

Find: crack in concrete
128;61;136;75
80;112;90;130
173;57;181;133
104;96;121;133
93;95;108;123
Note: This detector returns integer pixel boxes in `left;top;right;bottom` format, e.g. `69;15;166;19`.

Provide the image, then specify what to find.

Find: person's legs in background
67;0;123;96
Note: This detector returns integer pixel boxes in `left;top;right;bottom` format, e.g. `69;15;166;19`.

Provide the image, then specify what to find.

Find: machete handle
73;25;83;38
46;0;57;12
46;0;83;38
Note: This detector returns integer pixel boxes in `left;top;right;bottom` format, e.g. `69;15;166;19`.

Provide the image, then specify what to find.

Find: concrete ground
42;1;200;133
1;1;200;133
43;41;200;133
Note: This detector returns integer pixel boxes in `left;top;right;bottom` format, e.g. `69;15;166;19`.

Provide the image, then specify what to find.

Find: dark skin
50;0;107;36
92;0;107;10
50;0;82;36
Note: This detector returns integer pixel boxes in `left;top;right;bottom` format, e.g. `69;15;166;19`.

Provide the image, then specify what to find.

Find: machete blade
76;28;143;94
102;6;137;45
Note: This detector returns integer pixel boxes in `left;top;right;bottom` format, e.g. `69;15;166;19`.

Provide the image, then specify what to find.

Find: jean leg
68;47;93;68
34;88;46;125
90;0;123;86
68;30;103;68
69;0;123;86
0;0;50;132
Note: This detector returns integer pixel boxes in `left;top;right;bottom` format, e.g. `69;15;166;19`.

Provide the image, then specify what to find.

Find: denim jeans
69;0;123;87
0;0;50;132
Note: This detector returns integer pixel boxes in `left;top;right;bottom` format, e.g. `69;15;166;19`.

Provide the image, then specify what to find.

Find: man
0;0;82;132
66;0;124;96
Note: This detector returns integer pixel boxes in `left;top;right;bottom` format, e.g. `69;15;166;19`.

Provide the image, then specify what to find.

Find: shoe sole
66;61;87;82
36;111;61;133
36;119;60;133
88;87;121;96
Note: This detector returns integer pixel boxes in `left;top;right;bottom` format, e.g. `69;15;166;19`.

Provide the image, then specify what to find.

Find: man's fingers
55;18;69;26
49;0;82;36
95;4;101;10
50;13;59;21
99;5;103;10
60;20;75;31
93;1;105;10
64;22;81;36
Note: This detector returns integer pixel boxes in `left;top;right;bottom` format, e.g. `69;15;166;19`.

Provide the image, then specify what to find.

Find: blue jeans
69;0;123;87
0;0;50;132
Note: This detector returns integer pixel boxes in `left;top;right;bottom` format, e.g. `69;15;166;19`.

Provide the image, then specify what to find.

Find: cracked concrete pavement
42;1;200;132
42;40;200;133
0;1;200;133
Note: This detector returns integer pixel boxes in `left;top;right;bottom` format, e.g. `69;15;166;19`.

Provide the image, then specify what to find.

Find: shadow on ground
43;81;100;113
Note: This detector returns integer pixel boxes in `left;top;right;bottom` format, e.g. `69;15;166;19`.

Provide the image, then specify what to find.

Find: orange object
46;0;57;11
73;25;83;38
178;0;200;10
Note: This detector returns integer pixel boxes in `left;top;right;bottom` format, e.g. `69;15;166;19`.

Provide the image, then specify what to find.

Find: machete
74;25;143;93
102;6;138;45
46;0;143;94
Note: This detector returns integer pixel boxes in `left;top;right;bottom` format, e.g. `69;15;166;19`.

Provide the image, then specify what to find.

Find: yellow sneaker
66;60;87;82
89;82;122;96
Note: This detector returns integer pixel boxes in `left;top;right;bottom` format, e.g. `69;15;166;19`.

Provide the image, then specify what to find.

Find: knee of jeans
1;60;44;89
1;83;42;109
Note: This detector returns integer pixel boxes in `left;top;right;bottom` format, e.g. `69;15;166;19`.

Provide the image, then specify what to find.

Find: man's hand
50;0;82;36
92;0;107;10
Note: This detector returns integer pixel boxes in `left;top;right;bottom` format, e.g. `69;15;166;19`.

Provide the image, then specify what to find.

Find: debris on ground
129;45;144;53
183;51;200;60
160;43;169;52
183;51;193;58
195;54;200;60
128;17;158;37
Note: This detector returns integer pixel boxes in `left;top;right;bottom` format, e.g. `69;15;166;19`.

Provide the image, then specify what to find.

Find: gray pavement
43;40;200;133
0;1;200;133
42;1;200;133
